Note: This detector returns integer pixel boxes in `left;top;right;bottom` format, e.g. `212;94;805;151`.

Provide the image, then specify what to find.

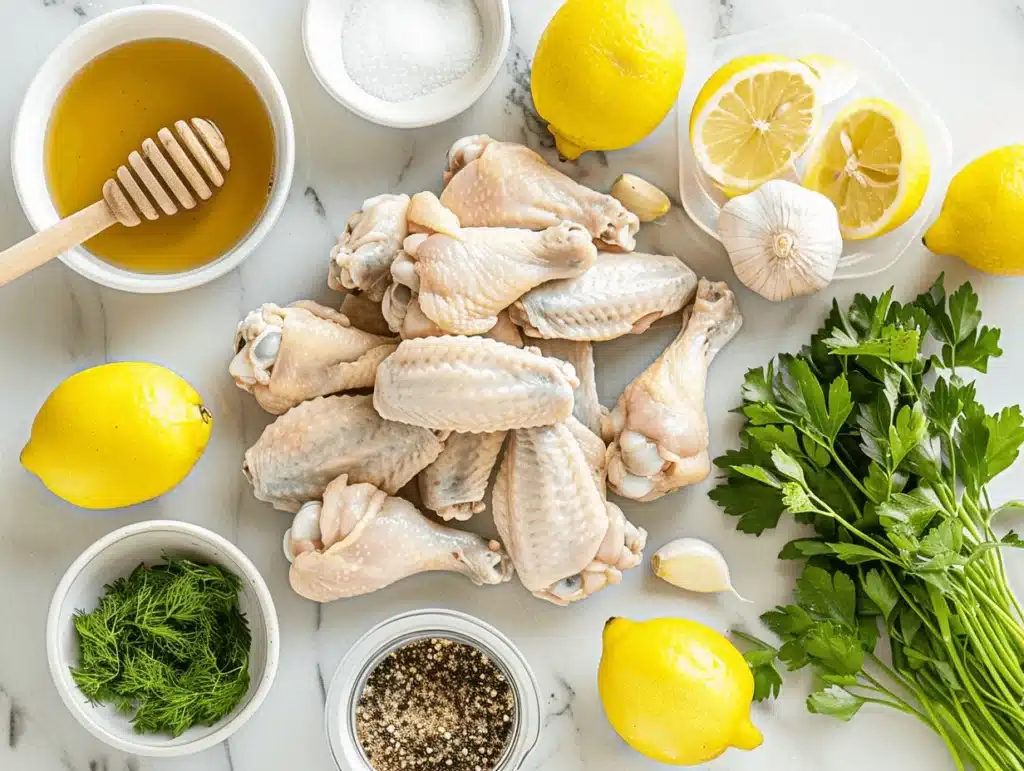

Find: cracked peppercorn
356;637;516;771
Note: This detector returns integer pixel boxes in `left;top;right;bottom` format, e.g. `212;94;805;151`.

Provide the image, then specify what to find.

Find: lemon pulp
804;98;930;239
690;55;820;194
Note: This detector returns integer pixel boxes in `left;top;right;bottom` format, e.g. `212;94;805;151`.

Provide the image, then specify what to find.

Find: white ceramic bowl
303;0;511;128
46;520;280;757
12;5;295;293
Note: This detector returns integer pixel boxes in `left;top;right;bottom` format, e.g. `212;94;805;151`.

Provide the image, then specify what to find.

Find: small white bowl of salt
303;0;511;128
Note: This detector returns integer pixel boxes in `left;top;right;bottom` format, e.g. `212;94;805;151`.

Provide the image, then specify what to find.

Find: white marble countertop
1;0;1023;769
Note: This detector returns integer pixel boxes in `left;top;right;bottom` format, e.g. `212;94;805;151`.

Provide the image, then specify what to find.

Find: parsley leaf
824;326;920;363
803;622;865;674
982;406;1024;483
861;569;900;620
795;566;857;629
772;449;807;483
1002;531;1024;548
733;632;784;702
808;686;866;721
829;544;884;565
889;404;927;468
709;479;785;535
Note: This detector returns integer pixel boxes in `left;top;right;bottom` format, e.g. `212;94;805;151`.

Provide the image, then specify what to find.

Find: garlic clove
717;179;843;302
610;173;671;222
651;538;750;601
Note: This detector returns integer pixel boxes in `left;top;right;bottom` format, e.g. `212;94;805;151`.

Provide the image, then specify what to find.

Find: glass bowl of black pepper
325;609;541;771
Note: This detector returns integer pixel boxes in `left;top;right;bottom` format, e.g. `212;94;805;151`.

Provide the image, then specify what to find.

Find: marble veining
0;1;1022;770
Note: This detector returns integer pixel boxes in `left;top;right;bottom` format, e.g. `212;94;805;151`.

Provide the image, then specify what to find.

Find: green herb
71;556;251;736
711;276;1024;771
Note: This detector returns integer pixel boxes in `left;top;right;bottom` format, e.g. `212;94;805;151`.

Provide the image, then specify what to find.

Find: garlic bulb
717;179;842;302
651;538;749;601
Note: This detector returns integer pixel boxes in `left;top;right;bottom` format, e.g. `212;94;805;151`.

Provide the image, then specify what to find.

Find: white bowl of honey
12;5;295;293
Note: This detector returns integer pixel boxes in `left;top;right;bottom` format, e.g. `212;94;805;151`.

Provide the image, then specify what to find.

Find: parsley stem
959;605;1024;703
966;575;1024;648
855;668;925;721
932;630;1022;767
915;694;967;771
806;491;897;559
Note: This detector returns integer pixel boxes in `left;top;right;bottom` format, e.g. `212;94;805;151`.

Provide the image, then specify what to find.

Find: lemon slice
803;98;930;240
690;54;821;195
798;54;858;104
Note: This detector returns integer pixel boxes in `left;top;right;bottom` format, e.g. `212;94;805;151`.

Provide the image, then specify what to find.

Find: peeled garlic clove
651;538;750;601
717;180;842;302
610;173;671;222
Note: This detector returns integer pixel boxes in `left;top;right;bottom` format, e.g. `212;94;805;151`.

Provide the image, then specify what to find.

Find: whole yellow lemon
598;617;763;766
531;0;686;160
21;362;212;509
924;145;1024;275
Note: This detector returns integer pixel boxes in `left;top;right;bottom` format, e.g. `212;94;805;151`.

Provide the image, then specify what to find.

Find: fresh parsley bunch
711;277;1024;771
71;556;251;736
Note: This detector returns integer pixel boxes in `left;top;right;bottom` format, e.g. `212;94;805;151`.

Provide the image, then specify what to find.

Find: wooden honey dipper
0;118;230;286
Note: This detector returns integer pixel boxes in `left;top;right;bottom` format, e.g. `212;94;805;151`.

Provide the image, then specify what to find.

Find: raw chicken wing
328;194;410;301
510;253;698;341
230;301;397;414
606;279;743;501
493;420;646;605
440;135;640;251
286;475;513;602
407;221;596;335
244;394;446;511
374;336;579;433
419;430;506;521
533;339;603;437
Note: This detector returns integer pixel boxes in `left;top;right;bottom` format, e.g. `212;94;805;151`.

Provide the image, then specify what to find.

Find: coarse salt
342;0;484;103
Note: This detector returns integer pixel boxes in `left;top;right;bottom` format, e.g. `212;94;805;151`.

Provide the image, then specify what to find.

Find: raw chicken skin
493;420;646;605
329;193;410;302
229;301;397;415
419;430;507;521
533;339;603;437
243;394;446;511
511;252;698;341
606;279;743;501
440;135;640;251
340;293;393;337
407;221;597;335
287;475;513;602
373;336;580;433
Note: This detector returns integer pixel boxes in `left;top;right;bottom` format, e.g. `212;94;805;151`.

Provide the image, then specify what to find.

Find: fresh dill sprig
70;556;251;737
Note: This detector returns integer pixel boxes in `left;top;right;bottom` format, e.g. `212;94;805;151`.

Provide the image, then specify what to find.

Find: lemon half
690;54;821;195
803;98;930;240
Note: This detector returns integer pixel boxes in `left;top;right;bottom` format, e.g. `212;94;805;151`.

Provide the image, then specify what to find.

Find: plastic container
677;13;952;280
325;609;541;771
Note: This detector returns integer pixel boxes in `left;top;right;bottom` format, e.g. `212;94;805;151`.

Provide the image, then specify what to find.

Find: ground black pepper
356;637;516;771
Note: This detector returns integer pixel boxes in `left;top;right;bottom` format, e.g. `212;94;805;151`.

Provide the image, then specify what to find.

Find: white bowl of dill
46;520;280;757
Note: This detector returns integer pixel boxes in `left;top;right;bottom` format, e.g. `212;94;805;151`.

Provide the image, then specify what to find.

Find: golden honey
45;39;276;273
